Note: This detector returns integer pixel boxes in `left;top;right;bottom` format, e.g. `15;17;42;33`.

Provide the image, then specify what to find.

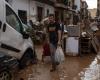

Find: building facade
54;0;80;25
73;0;81;24
97;0;100;16
8;0;55;24
80;0;89;20
75;0;81;11
54;0;68;22
66;0;81;25
88;8;97;18
7;0;82;25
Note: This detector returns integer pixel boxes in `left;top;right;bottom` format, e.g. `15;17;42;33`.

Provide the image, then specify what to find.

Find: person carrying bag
55;46;65;64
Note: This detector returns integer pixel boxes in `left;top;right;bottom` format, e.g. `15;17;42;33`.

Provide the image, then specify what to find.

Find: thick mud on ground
15;46;100;80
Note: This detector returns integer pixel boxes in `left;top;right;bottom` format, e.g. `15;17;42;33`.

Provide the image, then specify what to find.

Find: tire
19;49;34;69
0;71;11;80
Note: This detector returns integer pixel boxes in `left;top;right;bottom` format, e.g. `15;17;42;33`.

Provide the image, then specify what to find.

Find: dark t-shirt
48;22;61;45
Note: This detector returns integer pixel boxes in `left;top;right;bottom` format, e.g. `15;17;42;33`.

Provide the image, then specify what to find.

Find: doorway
37;7;43;22
55;11;59;22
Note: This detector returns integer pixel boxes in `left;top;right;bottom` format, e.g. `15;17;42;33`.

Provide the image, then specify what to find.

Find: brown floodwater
15;46;100;80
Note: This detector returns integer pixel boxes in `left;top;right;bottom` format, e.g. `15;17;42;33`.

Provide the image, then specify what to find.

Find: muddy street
14;46;100;80
0;0;99;80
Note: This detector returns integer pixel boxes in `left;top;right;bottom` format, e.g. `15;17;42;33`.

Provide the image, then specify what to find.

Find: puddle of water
79;57;100;80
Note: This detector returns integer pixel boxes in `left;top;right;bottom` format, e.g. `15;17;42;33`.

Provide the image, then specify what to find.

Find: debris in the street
65;37;79;56
91;36;100;53
0;0;99;80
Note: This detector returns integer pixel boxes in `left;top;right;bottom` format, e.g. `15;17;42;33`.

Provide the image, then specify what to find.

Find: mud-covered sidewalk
15;45;100;80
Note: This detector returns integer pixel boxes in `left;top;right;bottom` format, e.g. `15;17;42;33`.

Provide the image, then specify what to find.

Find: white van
0;0;35;68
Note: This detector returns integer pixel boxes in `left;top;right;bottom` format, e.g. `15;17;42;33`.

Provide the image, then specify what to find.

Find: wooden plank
91;36;100;53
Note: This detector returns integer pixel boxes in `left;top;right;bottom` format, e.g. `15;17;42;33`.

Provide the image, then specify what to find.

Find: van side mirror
22;32;29;39
0;21;2;29
3;23;6;32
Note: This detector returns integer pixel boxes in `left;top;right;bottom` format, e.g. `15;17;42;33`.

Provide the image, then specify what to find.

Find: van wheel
19;50;33;69
0;71;11;80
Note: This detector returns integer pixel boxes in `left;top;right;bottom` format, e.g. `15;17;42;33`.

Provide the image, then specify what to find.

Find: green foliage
26;28;36;43
26;24;44;44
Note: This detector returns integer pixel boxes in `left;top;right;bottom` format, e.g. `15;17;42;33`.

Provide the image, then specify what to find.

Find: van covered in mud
0;0;35;68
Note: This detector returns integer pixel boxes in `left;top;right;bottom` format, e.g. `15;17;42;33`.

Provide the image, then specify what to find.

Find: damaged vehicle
0;52;18;80
0;0;36;69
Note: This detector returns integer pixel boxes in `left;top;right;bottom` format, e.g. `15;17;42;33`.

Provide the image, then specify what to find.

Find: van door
0;0;5;39
0;4;24;53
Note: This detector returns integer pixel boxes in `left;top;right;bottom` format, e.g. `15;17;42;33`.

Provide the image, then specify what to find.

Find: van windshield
6;5;22;33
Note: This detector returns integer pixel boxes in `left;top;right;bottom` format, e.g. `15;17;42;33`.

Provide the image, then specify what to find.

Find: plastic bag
55;47;65;63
